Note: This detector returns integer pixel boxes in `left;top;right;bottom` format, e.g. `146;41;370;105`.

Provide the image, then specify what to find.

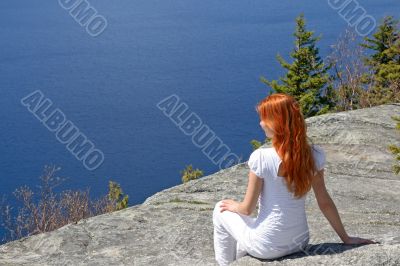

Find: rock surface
1;103;400;266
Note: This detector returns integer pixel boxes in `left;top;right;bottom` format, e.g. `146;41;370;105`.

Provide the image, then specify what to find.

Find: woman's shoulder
254;145;324;158
248;147;276;178
250;147;279;167
250;146;276;158
248;146;276;165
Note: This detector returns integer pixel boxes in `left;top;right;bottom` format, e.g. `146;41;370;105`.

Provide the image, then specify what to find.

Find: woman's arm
219;170;263;216
311;169;378;244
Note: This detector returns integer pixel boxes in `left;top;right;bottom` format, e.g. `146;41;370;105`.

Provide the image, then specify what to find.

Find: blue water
0;0;398;241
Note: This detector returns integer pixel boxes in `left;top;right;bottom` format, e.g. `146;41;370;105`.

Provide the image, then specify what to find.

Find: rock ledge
1;104;400;266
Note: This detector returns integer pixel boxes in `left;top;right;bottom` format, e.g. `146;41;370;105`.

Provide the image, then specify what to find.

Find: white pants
212;200;300;266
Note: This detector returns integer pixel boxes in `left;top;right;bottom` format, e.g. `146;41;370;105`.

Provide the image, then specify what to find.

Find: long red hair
256;93;317;199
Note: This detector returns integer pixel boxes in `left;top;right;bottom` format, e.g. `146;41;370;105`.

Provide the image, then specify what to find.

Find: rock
1;103;400;266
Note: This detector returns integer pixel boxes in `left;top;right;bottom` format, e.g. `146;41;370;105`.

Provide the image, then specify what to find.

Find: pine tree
361;16;399;67
361;16;400;105
260;14;334;118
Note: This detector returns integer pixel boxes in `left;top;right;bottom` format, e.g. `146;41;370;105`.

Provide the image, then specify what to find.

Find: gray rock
1;103;400;266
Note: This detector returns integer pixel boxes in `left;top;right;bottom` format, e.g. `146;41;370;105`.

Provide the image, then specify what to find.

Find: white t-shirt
247;144;326;253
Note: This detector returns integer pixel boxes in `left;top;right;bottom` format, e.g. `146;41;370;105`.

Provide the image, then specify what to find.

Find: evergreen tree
361;16;400;105
361;16;399;67
260;14;334;118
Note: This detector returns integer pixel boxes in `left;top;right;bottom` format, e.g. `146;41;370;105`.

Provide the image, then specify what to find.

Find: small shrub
250;138;271;150
180;165;203;183
107;181;129;211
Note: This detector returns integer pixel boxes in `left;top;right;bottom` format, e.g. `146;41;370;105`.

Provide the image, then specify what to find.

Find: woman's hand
343;236;380;245
219;199;240;213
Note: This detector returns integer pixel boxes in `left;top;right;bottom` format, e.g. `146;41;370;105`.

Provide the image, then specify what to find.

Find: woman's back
247;144;326;252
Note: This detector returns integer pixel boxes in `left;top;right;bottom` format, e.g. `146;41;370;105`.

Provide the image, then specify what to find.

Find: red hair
256;93;317;199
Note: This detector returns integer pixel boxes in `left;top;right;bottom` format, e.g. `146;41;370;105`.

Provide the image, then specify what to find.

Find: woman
212;93;378;265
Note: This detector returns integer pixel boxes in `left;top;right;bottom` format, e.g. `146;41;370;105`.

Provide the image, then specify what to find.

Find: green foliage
388;116;400;175
260;14;334;118
250;138;271;150
361;16;399;66
107;181;129;211
180;164;204;183
361;16;400;105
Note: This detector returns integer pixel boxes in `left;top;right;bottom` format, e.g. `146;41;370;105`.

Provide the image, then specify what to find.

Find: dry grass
0;165;127;244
